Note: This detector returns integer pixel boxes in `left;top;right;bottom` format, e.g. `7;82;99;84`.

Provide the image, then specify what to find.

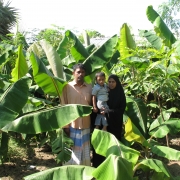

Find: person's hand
101;110;105;115
93;107;98;113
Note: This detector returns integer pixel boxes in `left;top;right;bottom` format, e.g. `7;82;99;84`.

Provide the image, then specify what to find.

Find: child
92;72;109;131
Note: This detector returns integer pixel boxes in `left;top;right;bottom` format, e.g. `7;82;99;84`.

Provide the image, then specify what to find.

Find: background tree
35;25;65;48
78;29;105;44
158;0;180;37
0;0;18;39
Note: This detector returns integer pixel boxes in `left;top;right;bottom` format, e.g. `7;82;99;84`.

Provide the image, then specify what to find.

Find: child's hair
95;72;105;81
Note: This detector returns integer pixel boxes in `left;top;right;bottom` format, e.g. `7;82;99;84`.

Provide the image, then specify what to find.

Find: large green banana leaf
106;50;120;71
83;35;118;75
40;40;64;79
91;129;139;166
149;118;180;138
23;165;95;180
0;76;31;129
29;52;67;97
149;108;176;131
146;6;176;48
22;97;51;114
126;97;147;138
136;159;172;179
124;118;148;147
121;56;149;69
151;145;180;161
2;104;92;134
119;23;136;60
151;172;173;180
11;44;28;82
139;30;162;50
92;154;133;180
57;30;89;62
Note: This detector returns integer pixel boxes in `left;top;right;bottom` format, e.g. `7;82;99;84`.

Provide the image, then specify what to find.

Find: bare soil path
1;136;180;180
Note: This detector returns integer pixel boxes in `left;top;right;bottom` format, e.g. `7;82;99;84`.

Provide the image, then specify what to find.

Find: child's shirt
92;83;108;101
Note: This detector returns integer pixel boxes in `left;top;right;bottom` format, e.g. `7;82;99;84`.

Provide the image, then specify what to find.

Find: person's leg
64;127;91;166
94;114;102;129
101;116;108;131
81;128;91;165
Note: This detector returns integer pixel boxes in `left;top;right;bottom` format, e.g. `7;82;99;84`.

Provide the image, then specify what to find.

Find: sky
5;0;167;37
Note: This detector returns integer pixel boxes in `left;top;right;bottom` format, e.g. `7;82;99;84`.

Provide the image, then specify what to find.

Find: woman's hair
95;72;105;81
108;74;120;84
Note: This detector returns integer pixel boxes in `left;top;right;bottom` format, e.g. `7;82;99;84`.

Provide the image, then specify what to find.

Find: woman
92;74;126;167
106;74;126;140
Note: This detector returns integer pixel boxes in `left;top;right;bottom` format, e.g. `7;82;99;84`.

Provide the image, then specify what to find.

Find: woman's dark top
106;74;126;141
92;74;126;167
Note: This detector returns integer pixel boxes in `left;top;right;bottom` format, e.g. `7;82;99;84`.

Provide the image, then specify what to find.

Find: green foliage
35;26;65;49
23;165;95;180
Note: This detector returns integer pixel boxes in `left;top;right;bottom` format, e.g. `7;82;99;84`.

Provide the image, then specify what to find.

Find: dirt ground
0;145;60;180
1;136;180;180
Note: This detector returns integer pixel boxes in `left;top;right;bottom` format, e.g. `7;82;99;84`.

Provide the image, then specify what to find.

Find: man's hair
95;72;105;80
73;63;86;72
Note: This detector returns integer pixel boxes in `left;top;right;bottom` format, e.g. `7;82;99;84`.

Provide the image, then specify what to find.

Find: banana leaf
57;30;89;62
135;159;171;179
149;108;176;131
151;172;172;180
22;97;51;114
23;165;95;180
40;40;64;79
92;154;133;180
2;104;92;134
149;118;180;138
146;6;176;48
121;56;149;69
29;52;67;97
86;44;96;54
11;44;28;82
139;30;162;50
0;76;31;129
124;118;148;147
126;97;147;138
91;129;139;166
151;145;180;161
119;23;136;60
83;34;118;75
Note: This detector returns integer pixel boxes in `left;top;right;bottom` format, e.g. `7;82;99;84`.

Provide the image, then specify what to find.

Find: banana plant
0;76;31;163
124;118;180;179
